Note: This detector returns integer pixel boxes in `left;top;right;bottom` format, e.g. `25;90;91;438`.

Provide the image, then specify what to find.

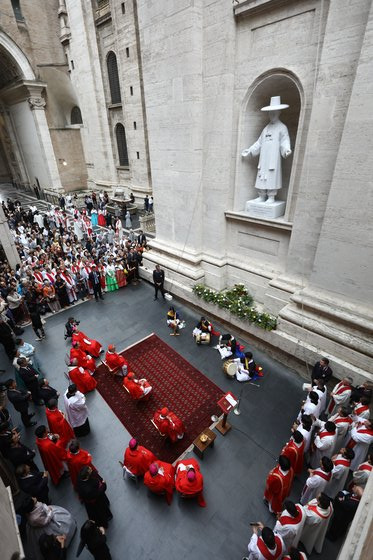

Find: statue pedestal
245;199;286;219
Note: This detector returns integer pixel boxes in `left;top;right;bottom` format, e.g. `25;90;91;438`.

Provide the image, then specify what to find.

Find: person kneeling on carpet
166;307;184;336
175;458;206;507
123;372;152;400
144;461;175;505
152;406;185;442
105;344;128;377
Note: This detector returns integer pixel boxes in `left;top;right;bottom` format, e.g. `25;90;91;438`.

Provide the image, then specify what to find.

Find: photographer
65;317;80;339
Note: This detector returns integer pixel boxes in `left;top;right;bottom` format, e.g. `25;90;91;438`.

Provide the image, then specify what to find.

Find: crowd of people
243;360;373;560
0;193;149;346
0;194;372;559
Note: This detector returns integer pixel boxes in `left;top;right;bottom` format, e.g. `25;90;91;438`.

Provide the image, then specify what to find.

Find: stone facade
138;0;373;384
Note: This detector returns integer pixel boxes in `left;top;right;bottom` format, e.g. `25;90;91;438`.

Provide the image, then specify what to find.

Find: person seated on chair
152;406;185;442
235;352;257;382
68;359;97;394
70;341;96;373
72;328;102;358
123;438;156;477
166;307;181;336
105;344;128;376
175;458;206;507
143;461;176;505
123;372;152;400
65;317;79;339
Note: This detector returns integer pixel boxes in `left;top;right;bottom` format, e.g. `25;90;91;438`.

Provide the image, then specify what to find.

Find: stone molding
225;210;293;231
234;0;297;18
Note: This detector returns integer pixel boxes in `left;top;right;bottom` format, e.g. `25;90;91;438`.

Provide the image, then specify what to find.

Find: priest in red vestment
281;430;305;476
66;439;97;488
264;455;294;514
105;344;128;376
123;438;156;476
68;361;97;394
143;461;175;505
152;407;185;442
70;342;96;372
175;458;206;507
72;329;102;358
45;399;75;448
35;425;67;485
123;372;152;400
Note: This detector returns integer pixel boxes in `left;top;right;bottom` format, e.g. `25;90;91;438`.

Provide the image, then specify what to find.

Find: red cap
161;407;169;416
108;344;115;351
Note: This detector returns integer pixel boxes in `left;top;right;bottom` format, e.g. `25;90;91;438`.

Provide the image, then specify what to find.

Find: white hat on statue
261;96;289;111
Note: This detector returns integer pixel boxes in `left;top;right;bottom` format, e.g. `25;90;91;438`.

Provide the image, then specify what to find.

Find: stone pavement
0;278;342;560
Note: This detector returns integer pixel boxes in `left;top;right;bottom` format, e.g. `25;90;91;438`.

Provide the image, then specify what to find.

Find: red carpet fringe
95;333;224;463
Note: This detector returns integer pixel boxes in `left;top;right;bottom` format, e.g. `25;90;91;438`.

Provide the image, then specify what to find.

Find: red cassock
175;458;206;507
123;445;156;476
153;410;185;443
70;347;96;372
69;366;97;394
143;460;175;504
264;465;294;514
281;439;305;476
105;351;128;371
66;449;97;487
45;408;75;448
36;437;67;485
72;331;102;358
123;377;151;400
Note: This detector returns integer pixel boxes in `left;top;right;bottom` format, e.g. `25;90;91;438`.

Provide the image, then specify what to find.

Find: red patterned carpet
94;333;224;463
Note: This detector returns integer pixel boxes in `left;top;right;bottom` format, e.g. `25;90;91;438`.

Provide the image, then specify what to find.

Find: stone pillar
0;206;20;268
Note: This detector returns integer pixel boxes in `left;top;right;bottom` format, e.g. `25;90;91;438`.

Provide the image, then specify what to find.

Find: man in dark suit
16;463;50;504
88;265;104;302
38;378;60;405
137;230;147;247
311;357;333;383
0;318;16;360
153;264;165;300
17;358;43;405
6;379;36;427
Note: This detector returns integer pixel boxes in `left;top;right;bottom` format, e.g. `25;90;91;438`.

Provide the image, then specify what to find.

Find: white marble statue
242;96;292;204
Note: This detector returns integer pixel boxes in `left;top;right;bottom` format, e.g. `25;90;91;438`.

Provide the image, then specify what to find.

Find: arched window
107;51;121;104
70;106;83;125
116;124;129;166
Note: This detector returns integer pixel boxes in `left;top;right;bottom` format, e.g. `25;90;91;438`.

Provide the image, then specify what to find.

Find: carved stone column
0;205;21;268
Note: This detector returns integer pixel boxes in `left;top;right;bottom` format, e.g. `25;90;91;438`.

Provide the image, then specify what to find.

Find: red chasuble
36;436;67;485
70;347;96;372
105;351;128;370
123;445;156;476
143;460;175;503
281;439;305;476
264;465;294;514
123;377;147;400
68;366;97;394
72;331;102;358
45;408;75;448
66;448;97;487
153;410;185;443
175;458;206;506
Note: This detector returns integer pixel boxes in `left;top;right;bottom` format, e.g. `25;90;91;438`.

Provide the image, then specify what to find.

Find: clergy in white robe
309;420;336;468
351;398;371;421
245;524;285;560
273;501;305;552
300;457;333;505
59;270;77;303
297;392;319;422
64;384;90;437
346;418;373;470
351;456;372;487
294;415;313;454
325;448;354;498
283;551;307;560
329;408;353;455
327;378;353;416
299;494;333;555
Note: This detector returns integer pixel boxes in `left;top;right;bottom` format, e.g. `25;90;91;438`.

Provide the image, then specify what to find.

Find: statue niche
242;96;291;219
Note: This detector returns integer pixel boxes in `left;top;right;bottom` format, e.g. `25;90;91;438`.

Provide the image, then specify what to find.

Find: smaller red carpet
94;333;224;463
